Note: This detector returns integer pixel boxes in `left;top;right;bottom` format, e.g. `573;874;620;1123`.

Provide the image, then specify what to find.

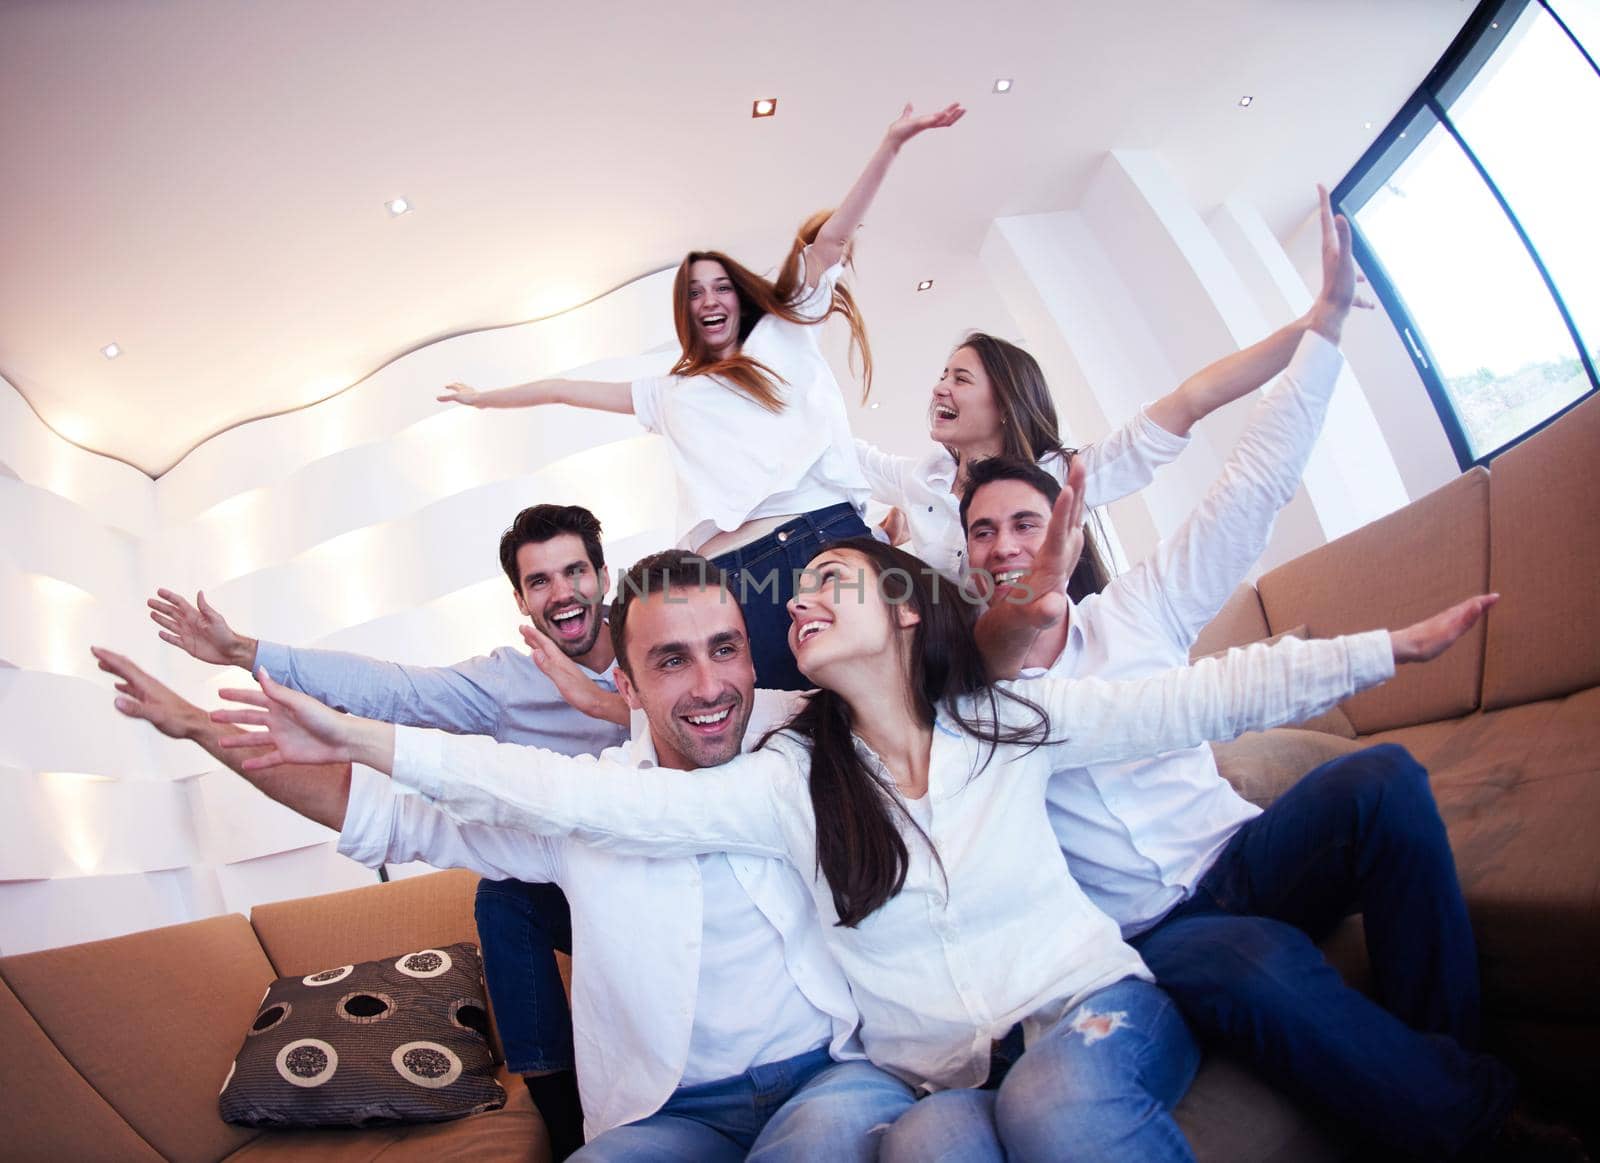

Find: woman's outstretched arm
803;101;965;284
437;377;634;413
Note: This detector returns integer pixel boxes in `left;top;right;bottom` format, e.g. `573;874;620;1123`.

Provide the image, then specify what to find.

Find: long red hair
669;209;874;412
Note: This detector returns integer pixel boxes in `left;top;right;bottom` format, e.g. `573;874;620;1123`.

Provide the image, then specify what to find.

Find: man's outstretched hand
93;646;205;740
147;589;257;669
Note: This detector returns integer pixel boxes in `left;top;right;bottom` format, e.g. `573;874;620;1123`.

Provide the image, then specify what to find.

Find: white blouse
632;260;871;552
855;408;1192;581
390;629;1394;1091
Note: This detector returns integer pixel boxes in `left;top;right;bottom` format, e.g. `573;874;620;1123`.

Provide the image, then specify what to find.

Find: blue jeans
710;503;870;691
573;1046;916;1162
474;878;574;1074
1132;744;1517;1159
881;978;1200;1163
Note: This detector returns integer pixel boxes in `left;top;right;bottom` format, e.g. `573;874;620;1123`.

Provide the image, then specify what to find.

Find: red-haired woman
440;103;964;690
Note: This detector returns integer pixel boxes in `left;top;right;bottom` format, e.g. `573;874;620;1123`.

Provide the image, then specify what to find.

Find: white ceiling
0;0;1471;476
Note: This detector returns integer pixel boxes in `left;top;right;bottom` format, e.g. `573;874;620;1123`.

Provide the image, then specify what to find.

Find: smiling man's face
514;533;609;662
614;585;756;771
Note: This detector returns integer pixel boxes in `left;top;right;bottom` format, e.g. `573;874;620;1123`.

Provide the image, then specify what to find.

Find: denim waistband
708;503;863;571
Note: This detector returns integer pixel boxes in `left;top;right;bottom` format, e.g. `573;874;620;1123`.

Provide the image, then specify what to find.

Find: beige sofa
4;393;1597;1161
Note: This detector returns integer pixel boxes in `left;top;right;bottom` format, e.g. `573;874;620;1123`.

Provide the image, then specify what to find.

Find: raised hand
884;101;966;149
213;669;370;771
436;382;485;406
996;456;1088;629
521;623;631;727
93;646;205;740
879;506;910;547
147;588;256;668
1306;185;1375;344
1390;594;1499;664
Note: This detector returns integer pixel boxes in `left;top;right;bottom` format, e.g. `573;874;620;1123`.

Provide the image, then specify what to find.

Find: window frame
1332;0;1600;467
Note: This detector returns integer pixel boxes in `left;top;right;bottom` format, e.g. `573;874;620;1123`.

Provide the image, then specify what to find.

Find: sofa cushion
0;912;273;1163
1364;686;1600;1024
1190;584;1270;661
1209;728;1369;809
1257;468;1490;735
222;1062;549;1163
1482;392;1600;710
1177;1055;1345;1162
220;942;504;1129
0;973;167;1162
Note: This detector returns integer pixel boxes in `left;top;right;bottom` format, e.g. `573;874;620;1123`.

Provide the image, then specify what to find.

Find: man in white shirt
960;317;1525;1157
98;549;915;1161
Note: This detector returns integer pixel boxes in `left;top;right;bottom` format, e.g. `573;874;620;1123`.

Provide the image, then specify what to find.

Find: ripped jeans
574;1046;916;1162
881;978;1199;1163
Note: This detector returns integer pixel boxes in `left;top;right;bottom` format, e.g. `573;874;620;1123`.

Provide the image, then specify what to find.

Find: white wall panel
0;769;198;880
1;262;691;955
213;843;379;920
0;867;227;957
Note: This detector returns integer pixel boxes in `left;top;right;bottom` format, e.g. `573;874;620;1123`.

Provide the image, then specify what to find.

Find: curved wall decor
0;268;684;955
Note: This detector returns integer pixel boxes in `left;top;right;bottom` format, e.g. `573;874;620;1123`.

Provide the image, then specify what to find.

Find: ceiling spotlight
1237;95;1254;107
101;342;121;359
993;78;1013;94
752;97;777;118
869;402;881;410
386;197;412;216
1363;120;1374;129
916;279;934;292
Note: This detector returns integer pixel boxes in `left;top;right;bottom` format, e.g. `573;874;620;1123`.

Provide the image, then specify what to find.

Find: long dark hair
763;537;1049;927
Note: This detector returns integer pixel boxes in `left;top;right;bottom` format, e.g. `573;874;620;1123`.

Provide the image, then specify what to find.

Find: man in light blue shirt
148;503;624;1157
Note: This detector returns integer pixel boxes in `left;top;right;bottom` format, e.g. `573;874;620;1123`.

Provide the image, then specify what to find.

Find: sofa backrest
0;912;275;1163
1189;584;1270;660
1482;393;1600;711
248;869;503;1061
249;868;481;976
0;973;167;1162
1256;467;1491;735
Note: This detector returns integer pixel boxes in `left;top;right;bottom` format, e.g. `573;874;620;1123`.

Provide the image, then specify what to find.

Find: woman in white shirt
436;101;964;690
218;539;1489;1162
856;188;1370;586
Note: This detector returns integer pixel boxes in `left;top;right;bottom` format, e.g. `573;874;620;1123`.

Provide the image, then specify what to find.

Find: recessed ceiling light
752;98;777;118
1363;120;1374;130
101;342;121;359
1237;95;1254;108
386;197;412;216
917;279;934;292
869;402;881;410
993;78;1013;94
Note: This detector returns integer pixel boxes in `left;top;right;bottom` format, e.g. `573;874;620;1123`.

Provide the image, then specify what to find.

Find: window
1334;0;1599;466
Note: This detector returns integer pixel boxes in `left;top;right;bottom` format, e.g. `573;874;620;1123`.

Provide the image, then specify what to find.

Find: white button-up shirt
855;406;1191;580
390;623;1393;1092
632;260;871;551
339;691;859;1139
1035;333;1348;935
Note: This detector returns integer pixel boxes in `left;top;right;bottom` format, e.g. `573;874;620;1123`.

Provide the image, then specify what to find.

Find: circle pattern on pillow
395;949;452;978
392;1041;464;1088
218;941;502;1128
276;1038;339;1087
303;964;354;987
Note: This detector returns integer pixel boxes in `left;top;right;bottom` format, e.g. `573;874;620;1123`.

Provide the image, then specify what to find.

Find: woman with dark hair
855;185;1371;590
216;536;1490;1161
435;102;963;690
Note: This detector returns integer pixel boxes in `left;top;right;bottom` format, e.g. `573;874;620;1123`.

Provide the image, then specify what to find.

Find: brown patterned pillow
219;942;504;1128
